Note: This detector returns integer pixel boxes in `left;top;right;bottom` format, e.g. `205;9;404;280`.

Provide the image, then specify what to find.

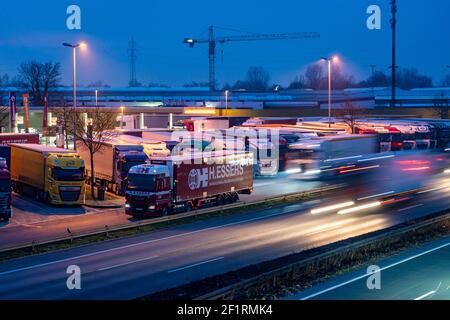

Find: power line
128;37;139;87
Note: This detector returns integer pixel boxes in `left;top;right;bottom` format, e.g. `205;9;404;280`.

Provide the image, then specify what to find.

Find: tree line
1;60;450;100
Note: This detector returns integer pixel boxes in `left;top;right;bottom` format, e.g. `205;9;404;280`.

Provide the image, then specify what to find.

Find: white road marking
397;204;424;212
300;242;450;300
414;290;436;300
0;204;306;277
97;255;159;272
168;257;225;273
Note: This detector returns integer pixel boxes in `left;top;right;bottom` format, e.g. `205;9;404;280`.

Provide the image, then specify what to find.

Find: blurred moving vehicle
125;151;254;218
287;134;379;179
10;144;85;205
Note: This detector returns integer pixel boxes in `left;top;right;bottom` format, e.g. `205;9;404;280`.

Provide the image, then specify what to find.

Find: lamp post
63;42;86;150
95;89;98;106
120;106;125;129
321;56;339;128
224;90;229;113
62;42;86;111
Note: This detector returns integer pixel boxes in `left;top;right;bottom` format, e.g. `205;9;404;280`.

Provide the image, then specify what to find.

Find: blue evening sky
0;0;448;87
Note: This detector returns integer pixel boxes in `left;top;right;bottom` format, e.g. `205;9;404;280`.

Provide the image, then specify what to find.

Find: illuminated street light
120;106;125;129
63;42;87;150
224;90;230;113
62;42;87;111
321;55;339;128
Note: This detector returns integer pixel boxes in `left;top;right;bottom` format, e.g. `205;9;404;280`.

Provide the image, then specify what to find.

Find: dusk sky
0;0;448;88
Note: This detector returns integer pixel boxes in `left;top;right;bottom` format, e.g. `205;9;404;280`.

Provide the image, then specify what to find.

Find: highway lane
0;174;326;249
0;175;449;299
288;236;450;300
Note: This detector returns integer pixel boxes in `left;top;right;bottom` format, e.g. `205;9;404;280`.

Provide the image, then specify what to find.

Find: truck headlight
149;205;156;210
125;203;131;208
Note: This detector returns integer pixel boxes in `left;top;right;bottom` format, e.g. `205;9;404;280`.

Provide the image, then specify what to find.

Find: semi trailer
76;140;148;195
125;151;254;217
10;144;85;205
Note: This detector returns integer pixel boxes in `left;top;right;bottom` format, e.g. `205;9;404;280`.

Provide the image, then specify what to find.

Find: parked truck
112;135;170;158
76;140;148;195
10;144;85;205
0;157;12;221
0;133;40;169
125;151;254;217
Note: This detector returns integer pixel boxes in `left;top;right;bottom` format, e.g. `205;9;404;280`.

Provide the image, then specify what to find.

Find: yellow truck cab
10;144;85;205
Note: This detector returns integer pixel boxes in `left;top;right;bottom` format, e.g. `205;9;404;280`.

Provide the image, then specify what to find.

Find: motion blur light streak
285;168;302;174
339;165;380;174
401;166;430;172
358;155;395;162
310;201;355;214
337;202;381;215
357;191;395;201
325;155;363;162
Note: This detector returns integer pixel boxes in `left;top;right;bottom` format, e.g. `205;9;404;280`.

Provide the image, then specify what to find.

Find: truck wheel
216;195;224;206
185;203;193;213
231;192;239;202
161;207;169;217
224;194;232;204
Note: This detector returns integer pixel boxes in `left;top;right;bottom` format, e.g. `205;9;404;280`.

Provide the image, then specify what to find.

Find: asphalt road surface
0;170;449;299
0;174;324;249
288;236;450;300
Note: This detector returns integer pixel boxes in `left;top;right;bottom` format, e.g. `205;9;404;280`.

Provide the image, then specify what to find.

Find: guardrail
194;209;450;300
0;184;342;254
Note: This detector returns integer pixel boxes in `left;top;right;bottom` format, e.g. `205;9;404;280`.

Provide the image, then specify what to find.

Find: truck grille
0;193;8;208
59;187;81;202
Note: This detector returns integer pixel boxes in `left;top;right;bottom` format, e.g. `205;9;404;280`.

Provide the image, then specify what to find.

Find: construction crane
184;25;320;91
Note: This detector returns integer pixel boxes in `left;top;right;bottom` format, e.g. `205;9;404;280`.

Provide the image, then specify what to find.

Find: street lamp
62;42;87;111
321;56;339;128
63;42;86;150
224;90;229;113
95;89;98;106
120;106;125;129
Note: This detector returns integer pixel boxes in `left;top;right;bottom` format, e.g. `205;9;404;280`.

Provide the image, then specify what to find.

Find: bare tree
288;75;307;89
305;63;324;90
69;107;117;199
441;75;450;87
0;106;9;133
245;66;270;91
52;102;73;148
18;61;61;105
433;91;449;119
336;100;367;133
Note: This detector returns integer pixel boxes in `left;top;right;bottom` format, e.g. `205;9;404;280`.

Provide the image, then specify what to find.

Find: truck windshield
0;179;10;192
127;173;156;192
123;161;147;175
53;168;85;181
